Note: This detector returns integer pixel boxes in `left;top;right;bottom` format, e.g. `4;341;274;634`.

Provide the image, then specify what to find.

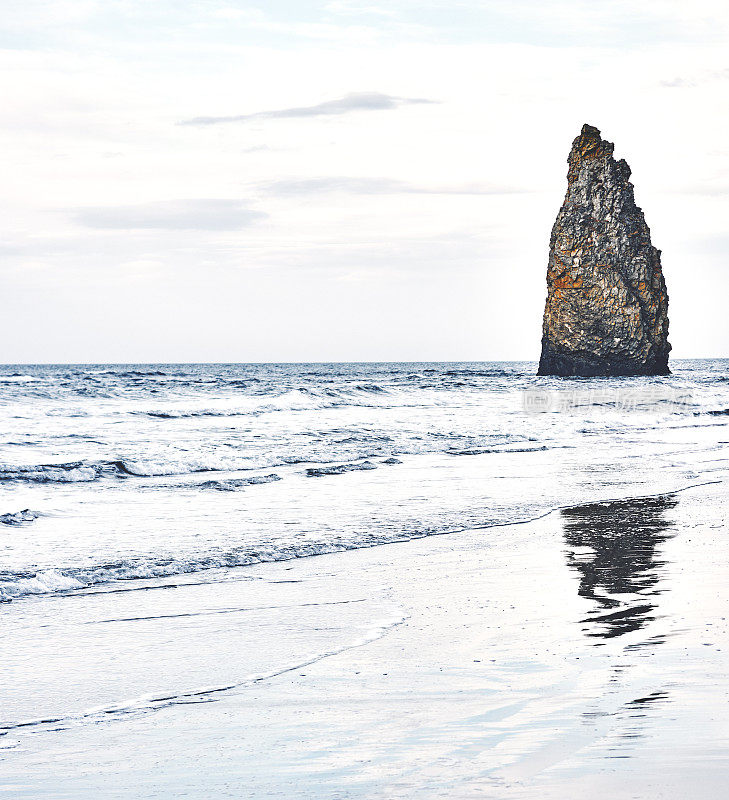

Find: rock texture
538;124;670;376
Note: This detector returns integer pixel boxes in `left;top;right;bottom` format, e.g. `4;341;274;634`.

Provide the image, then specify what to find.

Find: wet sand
2;479;729;798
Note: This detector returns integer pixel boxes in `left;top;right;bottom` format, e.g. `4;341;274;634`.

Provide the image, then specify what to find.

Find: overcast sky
2;0;728;362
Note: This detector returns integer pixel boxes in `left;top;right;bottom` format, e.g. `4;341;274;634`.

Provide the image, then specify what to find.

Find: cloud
686;234;729;256
257;177;527;196
660;77;696;88
661;67;729;88
178;92;437;126
325;2;398;17
74;200;267;231
674;184;729;196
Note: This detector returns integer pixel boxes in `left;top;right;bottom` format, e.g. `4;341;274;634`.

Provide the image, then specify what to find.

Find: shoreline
3;478;729;797
3;472;723;606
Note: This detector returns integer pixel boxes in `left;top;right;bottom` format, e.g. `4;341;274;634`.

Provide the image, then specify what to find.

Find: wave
0;569;85;600
0;544;362;602
140;389;337;419
306;461;378;477
446;445;549;456
0;455;319;484
353;383;387;393
0;528;416;601
443;368;515;378
135;386;408;421
0;459;232;483
0;509;39;525
0;439;543;485
144;409;251;419
91;369;168;378
0;462;102;483
114;459;220;477
198;474;281;491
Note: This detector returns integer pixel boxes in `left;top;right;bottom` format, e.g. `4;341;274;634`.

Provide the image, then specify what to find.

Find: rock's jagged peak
572;123;614;160
566;122;633;198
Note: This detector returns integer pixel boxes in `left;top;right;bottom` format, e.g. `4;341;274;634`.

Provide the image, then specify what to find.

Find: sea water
1;360;728;603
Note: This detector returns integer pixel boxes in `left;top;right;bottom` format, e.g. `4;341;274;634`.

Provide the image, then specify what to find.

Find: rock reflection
561;495;678;640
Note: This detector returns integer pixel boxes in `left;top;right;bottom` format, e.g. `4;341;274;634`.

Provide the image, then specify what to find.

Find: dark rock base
537;343;670;377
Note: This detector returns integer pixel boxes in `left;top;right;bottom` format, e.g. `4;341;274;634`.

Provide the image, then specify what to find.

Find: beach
3;0;729;793
3;476;729;798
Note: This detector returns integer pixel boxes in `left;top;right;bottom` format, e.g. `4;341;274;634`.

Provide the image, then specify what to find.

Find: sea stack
538;124;670;376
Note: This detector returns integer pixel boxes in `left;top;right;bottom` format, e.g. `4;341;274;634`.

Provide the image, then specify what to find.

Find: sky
2;0;729;362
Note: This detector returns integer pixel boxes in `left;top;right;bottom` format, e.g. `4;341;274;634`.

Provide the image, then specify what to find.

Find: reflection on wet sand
561;495;680;753
561;495;679;640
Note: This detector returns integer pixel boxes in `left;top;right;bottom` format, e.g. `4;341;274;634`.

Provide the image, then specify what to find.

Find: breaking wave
0;514;465;602
0;459;263;482
446;445;550;456
0;509;40;525
306;461;378;477
198;474;281;491
0;462;103;483
139;387;395;419
0;542;374;602
0;374;40;383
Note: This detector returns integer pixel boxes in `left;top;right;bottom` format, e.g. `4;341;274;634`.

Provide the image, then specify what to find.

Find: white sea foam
0;463;101;483
1;570;84;600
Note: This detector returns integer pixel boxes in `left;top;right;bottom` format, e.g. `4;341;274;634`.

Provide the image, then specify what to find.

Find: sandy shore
2;479;729;798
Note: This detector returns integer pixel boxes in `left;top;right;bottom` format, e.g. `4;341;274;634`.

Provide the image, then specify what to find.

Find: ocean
1;360;727;603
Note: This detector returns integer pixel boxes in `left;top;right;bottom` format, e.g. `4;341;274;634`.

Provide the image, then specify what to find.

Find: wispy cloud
688;233;729;255
257;177;527;196
660;77;696;88
74;200;267;231
178;92;437;126
324;2;398;17
660;67;729;88
672;183;729;196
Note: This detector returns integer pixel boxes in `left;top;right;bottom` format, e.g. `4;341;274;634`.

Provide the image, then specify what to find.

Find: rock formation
538;124;670;376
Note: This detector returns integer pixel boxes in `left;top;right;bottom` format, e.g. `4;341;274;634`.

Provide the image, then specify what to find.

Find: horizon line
0;357;724;367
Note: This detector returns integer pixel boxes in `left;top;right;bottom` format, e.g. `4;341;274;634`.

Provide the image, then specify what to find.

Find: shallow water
2;483;728;799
